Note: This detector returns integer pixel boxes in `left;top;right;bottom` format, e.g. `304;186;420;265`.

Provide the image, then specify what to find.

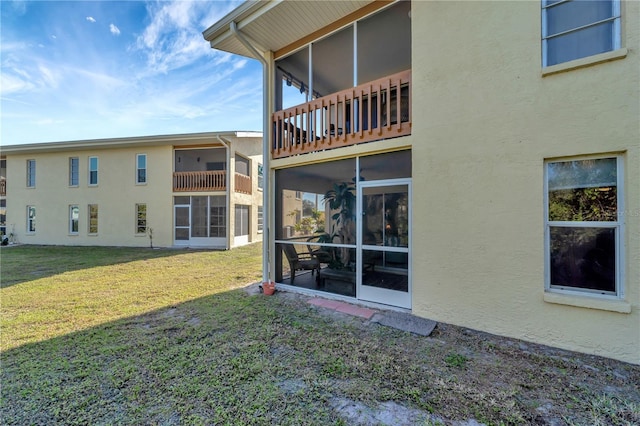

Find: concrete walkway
307;297;437;337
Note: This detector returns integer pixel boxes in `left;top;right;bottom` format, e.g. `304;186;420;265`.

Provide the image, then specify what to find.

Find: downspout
230;21;270;285
216;135;231;250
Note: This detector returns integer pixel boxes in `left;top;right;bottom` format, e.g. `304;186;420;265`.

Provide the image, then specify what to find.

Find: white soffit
203;0;374;58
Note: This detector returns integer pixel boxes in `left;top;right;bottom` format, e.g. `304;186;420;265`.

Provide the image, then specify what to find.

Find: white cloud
86;16;96;23
0;73;36;95
109;24;120;36
134;1;229;74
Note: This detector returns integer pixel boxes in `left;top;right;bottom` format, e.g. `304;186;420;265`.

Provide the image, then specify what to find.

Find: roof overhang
203;0;380;59
0;131;262;155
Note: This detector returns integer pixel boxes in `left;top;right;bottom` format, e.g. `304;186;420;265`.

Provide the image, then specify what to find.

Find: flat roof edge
1;131;263;154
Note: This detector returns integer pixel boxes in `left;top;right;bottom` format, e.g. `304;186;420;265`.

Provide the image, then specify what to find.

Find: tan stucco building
204;1;640;364
2;131;264;249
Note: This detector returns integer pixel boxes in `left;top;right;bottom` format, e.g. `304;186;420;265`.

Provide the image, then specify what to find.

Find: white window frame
257;205;264;233
88;156;99;186
235;154;251;177
136;154;147;185
136;203;147;235
258;163;264;191
69;205;79;235
26;205;36;233
88;204;98;234
69;157;79;187
26;159;36;188
541;0;621;68
544;154;624;298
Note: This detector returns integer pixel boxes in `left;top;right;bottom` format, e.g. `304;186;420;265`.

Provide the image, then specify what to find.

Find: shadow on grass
2;286;640;425
0;245;200;288
0;288;351;425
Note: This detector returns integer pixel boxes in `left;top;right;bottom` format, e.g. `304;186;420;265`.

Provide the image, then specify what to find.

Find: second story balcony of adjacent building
173;148;252;194
173;148;227;192
271;1;411;159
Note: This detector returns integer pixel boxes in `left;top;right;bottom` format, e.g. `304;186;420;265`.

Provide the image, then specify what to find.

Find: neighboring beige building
204;1;640;364
2;131;264;249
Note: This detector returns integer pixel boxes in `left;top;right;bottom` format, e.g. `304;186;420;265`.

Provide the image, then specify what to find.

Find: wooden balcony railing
173;171;226;192
0;178;5;196
272;69;411;159
235;173;252;194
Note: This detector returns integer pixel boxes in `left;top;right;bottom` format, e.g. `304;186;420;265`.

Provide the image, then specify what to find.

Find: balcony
272;70;411;159
235;173;252;194
173;171;226;192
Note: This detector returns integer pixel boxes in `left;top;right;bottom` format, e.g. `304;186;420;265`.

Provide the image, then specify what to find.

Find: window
235;155;250;176
542;0;621;67
545;156;622;296
257;205;264;233
69;157;79;187
258;163;264;191
26;159;36;188
136;154;147;184
88;204;98;234
69;205;79;234
88;157;98;185
136;204;147;234
209;196;226;238
173;196;227;241
0;199;6;236
235;204;249;237
27;206;36;233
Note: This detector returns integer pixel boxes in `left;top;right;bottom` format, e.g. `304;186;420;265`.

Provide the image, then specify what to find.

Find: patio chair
282;244;320;284
306;235;333;265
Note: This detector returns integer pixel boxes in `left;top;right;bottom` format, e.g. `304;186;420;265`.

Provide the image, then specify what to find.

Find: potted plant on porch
323;181;356;269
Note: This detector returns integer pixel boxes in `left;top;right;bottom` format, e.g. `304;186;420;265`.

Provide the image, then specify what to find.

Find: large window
26;159;36;188
545;156;623;296
542;0;621;67
88;204;98;234
136;204;147;234
235;205;249;237
210;196;226;238
69;205;79;234
69;157;79;187
27;206;36;233
136;154;147;184
173;196;226;241
235;155;250;176
88;157;99;186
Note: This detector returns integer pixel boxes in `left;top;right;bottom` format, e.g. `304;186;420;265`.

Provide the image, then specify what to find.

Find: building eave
0;131;262;155
202;0;378;59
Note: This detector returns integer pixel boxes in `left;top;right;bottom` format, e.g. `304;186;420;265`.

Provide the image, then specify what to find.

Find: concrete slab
370;311;437;336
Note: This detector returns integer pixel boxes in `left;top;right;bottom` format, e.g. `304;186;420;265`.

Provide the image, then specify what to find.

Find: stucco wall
6;135;264;249
230;138;264;247
411;0;639;364
6;146;174;247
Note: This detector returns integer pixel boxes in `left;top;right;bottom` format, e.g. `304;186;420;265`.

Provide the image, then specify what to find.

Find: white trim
544;154;624;300
69;157;79;187
357;178;412;309
88;156;99;186
541;0;622;68
26;205;36;234
69;205;79;235
135;153;147;185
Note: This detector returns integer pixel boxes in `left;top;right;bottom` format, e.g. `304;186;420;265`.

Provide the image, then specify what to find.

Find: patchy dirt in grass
261;285;640;425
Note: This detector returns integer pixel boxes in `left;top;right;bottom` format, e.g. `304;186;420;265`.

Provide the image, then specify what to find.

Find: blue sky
1;0;263;145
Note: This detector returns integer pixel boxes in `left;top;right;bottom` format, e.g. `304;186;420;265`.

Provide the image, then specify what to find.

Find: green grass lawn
1;245;639;425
